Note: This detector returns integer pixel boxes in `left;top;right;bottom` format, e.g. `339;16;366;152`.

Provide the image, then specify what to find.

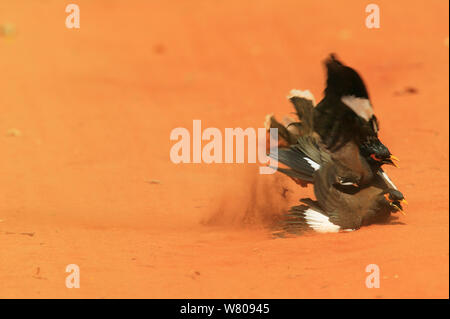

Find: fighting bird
274;135;407;233
267;54;399;187
265;54;406;233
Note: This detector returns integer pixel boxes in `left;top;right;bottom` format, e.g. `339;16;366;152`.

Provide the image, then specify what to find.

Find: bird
283;187;406;234
274;135;407;233
266;54;407;234
267;54;399;187
313;54;398;167
269;93;389;188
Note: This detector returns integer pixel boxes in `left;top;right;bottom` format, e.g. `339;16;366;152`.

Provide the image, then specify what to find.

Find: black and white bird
275;135;407;233
313;54;399;167
284;187;406;234
266;54;407;233
267;54;399;187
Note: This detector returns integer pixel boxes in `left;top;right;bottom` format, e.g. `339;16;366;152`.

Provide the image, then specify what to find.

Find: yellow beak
399;199;408;215
390;155;400;168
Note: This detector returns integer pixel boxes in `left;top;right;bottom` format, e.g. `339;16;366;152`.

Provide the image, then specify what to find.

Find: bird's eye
370;154;381;161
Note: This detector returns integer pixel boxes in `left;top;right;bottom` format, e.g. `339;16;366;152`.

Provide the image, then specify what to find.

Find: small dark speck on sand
153;44;165;54
20;232;35;237
281;187;290;198
394;86;419;96
146;179;161;185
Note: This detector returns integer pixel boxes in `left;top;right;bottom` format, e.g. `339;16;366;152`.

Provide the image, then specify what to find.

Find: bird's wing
330;140;374;186
314;54;380;150
313;163;342;213
265;114;298;146
287;94;315;135
294;136;367;187
312;162;362;230
271;146;318;182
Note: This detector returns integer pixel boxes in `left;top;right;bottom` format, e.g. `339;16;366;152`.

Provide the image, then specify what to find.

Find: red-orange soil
0;0;448;298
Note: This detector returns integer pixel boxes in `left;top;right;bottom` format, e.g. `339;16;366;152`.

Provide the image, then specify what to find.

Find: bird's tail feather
276;200;341;235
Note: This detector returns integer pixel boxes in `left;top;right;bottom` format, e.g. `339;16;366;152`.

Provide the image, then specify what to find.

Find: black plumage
268;54;399;186
313;54;397;168
271;94;375;186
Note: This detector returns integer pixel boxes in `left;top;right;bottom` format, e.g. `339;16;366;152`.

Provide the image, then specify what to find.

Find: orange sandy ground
0;0;448;298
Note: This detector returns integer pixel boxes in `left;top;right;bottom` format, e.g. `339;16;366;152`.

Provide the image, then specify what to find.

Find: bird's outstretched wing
271;146;317;182
287;92;316;136
314;54;379;151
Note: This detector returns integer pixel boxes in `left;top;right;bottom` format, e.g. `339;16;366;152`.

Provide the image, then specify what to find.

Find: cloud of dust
201;165;300;229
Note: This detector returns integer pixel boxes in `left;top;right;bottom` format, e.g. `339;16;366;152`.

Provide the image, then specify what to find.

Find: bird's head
360;139;400;168
369;153;400;167
382;189;407;214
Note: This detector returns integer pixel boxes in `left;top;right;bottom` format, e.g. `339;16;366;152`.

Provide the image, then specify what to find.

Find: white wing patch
341;95;374;121
340;182;356;186
304;157;320;171
338;177;358;187
287;89;316;106
380;170;398;190
303;208;341;233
